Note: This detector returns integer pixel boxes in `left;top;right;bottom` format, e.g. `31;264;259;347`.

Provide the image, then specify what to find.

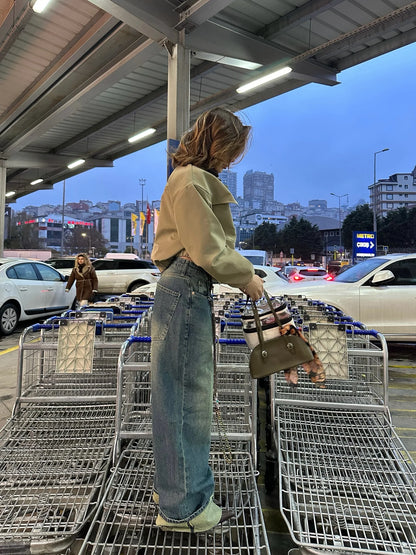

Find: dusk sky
14;41;416;213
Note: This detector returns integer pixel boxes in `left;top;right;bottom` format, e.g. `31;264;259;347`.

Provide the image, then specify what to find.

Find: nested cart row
270;294;416;555
0;313;136;553
0;402;116;553
0;293;272;554
278;406;416;554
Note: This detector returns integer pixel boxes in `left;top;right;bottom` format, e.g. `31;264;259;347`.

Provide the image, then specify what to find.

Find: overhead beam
260;0;345;39
0;12;117;135
3;38;162;156
51;60;217;155
175;0;235;31
188;19;337;84
337;26;416;71
4;152;113;169
87;0;179;43
309;2;416;60
188;20;291;66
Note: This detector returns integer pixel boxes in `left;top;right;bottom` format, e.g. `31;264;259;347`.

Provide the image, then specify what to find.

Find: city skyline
12;41;416;213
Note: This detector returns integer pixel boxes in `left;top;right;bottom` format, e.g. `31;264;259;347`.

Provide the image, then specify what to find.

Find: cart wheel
0;302;19;335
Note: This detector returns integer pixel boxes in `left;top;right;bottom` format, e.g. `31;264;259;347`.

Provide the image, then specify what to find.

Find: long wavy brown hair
171;107;251;172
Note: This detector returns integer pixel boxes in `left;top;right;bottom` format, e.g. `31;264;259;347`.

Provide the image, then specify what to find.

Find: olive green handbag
248;292;314;379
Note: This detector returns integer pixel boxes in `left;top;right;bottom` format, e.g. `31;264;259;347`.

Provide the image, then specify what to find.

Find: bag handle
250;291;283;354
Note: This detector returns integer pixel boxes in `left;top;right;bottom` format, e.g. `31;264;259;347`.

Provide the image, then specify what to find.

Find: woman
65;253;98;307
151;107;264;533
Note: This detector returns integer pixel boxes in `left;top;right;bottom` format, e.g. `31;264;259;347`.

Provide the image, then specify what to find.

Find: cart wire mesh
0;403;116;552
277;406;416;554
79;440;270;554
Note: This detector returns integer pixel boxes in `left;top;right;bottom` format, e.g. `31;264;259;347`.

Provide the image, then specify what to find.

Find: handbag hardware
249;291;314;379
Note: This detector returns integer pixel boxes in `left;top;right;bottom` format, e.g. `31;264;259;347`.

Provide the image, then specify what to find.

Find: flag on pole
139;212;145;236
146;203;152;224
153;208;159;234
131;213;138;236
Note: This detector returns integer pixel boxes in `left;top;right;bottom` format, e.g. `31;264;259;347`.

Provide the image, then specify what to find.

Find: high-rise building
243;170;274;209
219;170;237;197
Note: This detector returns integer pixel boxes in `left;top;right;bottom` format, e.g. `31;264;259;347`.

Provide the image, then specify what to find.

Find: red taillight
325;275;334;281
293;274;304;281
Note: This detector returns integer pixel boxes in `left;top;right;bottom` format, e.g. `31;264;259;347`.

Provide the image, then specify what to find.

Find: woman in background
151;107;264;533
65;253;98;307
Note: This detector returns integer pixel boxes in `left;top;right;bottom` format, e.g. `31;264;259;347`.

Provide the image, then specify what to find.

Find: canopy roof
2;0;416;201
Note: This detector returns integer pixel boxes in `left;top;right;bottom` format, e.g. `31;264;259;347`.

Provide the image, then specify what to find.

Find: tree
64;227;108;257
252;222;277;252
378;206;416;249
341;204;373;249
5;212;41;249
275;217;322;260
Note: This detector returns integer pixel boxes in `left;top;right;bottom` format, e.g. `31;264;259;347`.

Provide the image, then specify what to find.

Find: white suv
92;258;160;294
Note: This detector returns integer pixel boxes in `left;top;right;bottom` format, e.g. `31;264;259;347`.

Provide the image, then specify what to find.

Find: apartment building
369;171;416;218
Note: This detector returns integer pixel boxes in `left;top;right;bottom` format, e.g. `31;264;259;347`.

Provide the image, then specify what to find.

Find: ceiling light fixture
30;178;44;185
236;66;292;94
128;128;156;144
67;159;85;170
5;191;15;197
31;0;53;13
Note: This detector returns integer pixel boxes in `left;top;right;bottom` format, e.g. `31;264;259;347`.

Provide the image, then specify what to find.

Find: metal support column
166;30;190;173
0;159;6;257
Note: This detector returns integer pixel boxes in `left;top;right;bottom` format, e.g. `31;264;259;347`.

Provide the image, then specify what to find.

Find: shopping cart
14;319;123;411
113;336;257;466
278;406;416;554
79;440;271;555
268;294;416;554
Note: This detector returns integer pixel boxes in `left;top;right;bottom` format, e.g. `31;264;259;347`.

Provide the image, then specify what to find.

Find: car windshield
334;258;389;283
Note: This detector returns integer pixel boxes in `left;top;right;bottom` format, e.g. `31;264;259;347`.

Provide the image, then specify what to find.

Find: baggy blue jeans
151;257;214;522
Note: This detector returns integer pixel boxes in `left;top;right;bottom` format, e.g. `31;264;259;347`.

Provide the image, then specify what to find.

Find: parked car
266;253;416;342
253;265;290;287
0;258;76;335
45;257;75;276
133;265;290;297
288;266;331;282
92;258;160;294
282;263;306;277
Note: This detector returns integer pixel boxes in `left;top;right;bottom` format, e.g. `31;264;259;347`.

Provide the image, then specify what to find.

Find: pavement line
0;345;19;355
389;364;416;368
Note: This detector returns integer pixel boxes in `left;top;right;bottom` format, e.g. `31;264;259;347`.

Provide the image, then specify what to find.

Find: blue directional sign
353;231;377;259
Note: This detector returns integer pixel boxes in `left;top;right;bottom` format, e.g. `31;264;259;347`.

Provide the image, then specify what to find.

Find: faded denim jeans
151;257;214;522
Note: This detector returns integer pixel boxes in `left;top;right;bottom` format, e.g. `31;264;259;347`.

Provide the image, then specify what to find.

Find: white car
253;265;290;288
133;265;290;297
92;258;160;294
0;258;76;335
266;253;416;342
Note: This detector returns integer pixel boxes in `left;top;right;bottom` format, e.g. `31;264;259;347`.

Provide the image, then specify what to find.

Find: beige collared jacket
152;165;254;288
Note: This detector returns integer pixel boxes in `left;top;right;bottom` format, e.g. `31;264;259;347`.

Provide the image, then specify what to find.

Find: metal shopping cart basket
79;440;271;555
271;318;416;554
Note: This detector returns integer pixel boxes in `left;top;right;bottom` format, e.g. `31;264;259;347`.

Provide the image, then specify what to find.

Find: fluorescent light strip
236;66;292;94
32;0;53;13
67;159;85;170
30;178;44;185
128;128;156;144
5;191;15;197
